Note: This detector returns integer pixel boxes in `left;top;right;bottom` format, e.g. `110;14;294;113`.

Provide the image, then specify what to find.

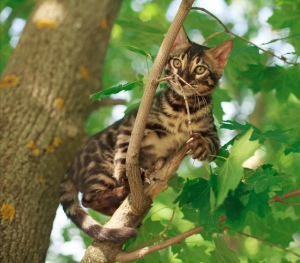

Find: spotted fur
60;27;233;243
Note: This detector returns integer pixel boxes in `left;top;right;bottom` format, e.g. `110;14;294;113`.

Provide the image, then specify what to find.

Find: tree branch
116;216;226;262
99;99;126;106
270;189;300;204
219;225;300;258
114;188;300;262
191;7;298;66
126;209;176;253
125;0;195;214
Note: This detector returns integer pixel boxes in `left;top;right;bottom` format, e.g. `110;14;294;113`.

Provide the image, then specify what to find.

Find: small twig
270;189;300;204
99;99;126;106
174;73;201;96
275;200;300;205
174;73;209;116
157;76;173;83
126;209;176;253
191;7;298;66
116;216;226;262
176;77;193;136
220;225;300;258
202;30;225;45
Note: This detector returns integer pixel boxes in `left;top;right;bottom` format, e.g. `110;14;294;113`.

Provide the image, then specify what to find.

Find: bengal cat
60;27;233;242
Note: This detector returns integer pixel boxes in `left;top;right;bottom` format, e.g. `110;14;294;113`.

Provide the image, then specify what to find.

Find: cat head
165;27;233;96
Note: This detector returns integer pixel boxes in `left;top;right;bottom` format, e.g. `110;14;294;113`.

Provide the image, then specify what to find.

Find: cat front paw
186;133;209;161
120;175;130;189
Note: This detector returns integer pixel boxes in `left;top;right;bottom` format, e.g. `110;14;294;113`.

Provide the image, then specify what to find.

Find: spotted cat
60;27;233;242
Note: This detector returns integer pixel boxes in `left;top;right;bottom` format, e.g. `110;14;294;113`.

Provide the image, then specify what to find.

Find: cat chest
139;130;185;169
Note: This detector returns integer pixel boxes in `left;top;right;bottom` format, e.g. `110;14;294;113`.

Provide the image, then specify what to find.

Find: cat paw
121;175;130;189
186;133;208;160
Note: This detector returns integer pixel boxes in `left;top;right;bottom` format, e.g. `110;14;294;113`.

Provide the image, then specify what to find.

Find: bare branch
177;81;193;136
99;99;126;106
191;7;298;66
116;216;226;262
270;189;300;204
127;209;176;253
113;188;300;262
220;225;300;258
274;200;300;205
157;76;173;82
202;30;225;45
125;0;195;215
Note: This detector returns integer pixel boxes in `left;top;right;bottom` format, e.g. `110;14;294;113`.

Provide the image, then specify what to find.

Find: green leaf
261;33;300;45
284;138;300;155
124;45;155;62
262;66;300;102
168;173;185;194
268;4;300;54
245;190;272;219
175;178;223;231
211;128;261;208
180;206;199;224
210;236;240;263
251;129;293;144
90;77;144;101
244;169;284;194
176;242;212;263
240;64;300;102
248;214;300;247
220;120;257;133
221;120;293;144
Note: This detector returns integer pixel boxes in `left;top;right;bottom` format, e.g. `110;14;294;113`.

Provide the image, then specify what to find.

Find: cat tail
59;177;138;243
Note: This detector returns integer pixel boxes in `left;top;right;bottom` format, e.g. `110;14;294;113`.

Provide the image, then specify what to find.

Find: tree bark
0;0;121;262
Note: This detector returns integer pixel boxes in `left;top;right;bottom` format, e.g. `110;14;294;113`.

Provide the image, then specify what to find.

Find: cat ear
171;26;190;51
209;39;234;69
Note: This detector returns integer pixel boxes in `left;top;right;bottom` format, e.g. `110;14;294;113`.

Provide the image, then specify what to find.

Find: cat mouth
169;79;207;96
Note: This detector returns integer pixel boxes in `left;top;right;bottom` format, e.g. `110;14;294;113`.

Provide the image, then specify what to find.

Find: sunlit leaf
211;129;260;208
124;45;155;62
90;76;144;101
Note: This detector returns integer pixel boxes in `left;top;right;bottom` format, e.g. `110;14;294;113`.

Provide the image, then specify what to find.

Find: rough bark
0;0;121;262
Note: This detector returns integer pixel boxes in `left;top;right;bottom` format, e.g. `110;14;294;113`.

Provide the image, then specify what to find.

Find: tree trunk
0;0;121;262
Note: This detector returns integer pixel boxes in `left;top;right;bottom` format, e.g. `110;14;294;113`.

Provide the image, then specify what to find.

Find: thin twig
126;209;176;253
275;200;300;205
191;7;298;66
174;73;209;115
99;99;126;106
220;225;300;258
176;77;193;136
116;216;226;262
174;73;201;96
270;189;300;204
157;76;173;82
202;30;225;45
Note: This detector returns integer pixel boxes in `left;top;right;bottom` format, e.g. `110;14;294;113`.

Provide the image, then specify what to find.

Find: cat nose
178;71;189;86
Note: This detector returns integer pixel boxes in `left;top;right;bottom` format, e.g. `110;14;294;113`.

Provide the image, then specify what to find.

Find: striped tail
59;178;138;243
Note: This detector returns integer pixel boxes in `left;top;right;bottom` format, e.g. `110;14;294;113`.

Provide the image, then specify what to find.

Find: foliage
1;0;300;262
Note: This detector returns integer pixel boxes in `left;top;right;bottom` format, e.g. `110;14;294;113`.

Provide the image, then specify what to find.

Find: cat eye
173;59;182;68
195;66;206;75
